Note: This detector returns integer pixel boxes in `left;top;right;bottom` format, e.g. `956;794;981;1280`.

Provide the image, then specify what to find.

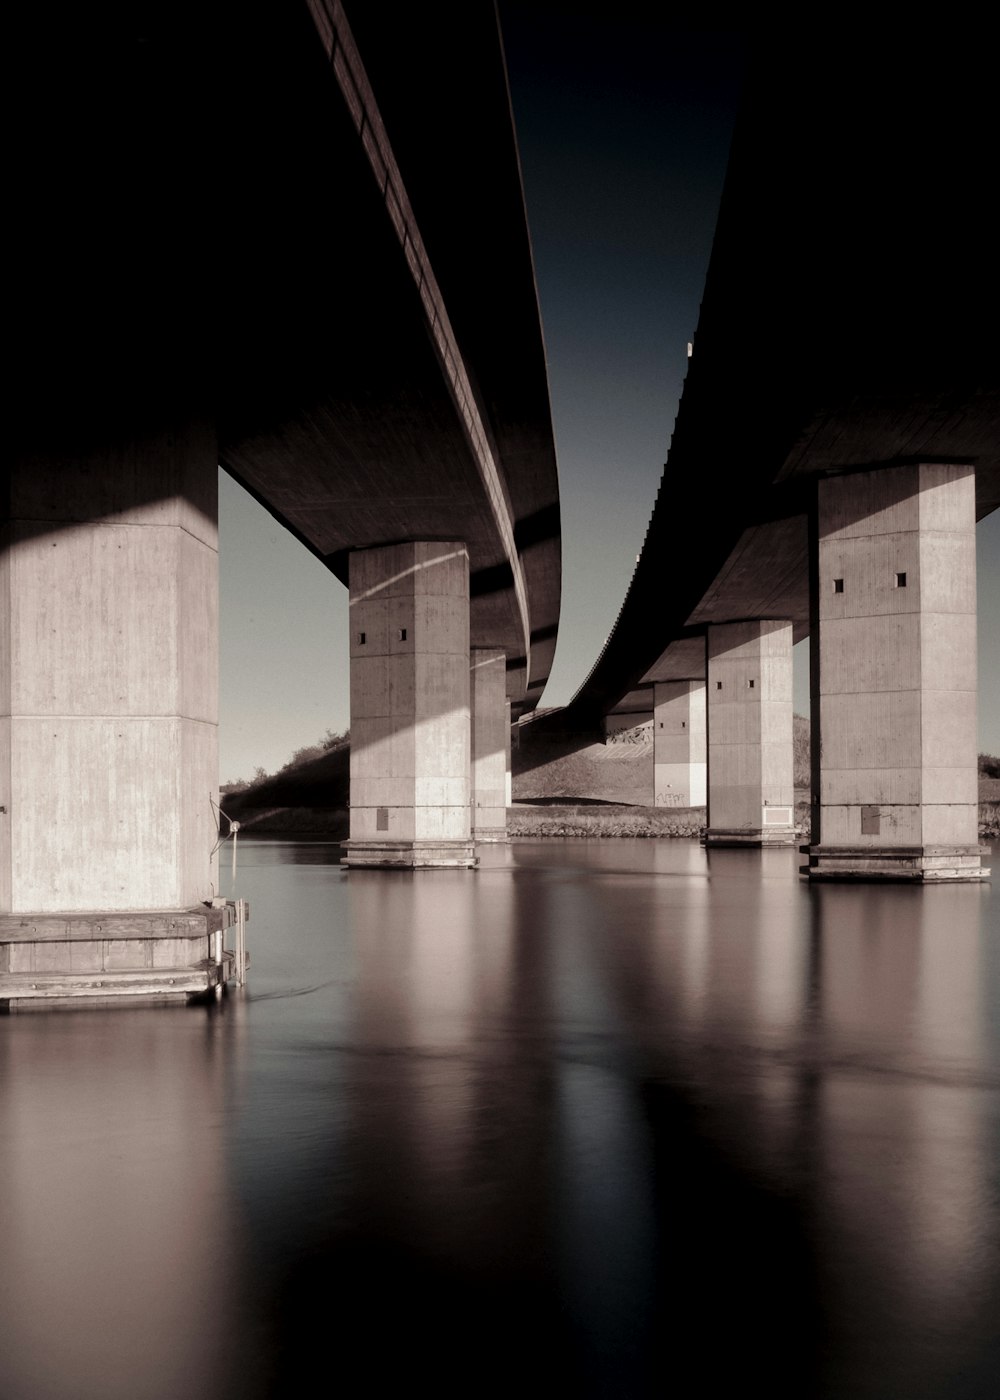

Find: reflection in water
0;1005;246;1400
1;838;997;1398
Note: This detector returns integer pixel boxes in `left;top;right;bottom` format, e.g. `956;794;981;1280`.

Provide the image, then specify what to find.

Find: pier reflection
0;1001;247;1400
2;839;997;1400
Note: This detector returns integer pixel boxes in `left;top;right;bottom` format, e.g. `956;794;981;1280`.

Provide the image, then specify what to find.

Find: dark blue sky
218;11;998;779
498;8;746;706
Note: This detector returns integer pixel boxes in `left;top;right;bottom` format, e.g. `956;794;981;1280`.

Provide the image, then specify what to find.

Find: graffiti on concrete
605;721;653;745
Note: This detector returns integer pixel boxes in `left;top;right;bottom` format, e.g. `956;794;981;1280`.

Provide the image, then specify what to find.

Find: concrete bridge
544;26;999;882
3;1;559;1002
5;14;996;1011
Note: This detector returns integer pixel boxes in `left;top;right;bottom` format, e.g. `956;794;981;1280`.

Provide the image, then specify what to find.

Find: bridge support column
470;649;508;842
654;680;706;808
343;541;475;868
505;700;512;808
705;620;796;846
807;463;987;881
0;438;230;1005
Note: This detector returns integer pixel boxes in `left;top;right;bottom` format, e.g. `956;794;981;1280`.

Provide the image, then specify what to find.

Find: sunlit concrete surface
653;679;706;808
505;698;513;808
344;542;475;867
1;449;219;913
0;448;233;1004
705;620;795;846
471;649;508;841
808;465;987;881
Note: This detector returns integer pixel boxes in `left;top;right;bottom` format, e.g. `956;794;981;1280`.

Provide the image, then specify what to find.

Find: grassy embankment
511;720;1000;838
220;720;1000;840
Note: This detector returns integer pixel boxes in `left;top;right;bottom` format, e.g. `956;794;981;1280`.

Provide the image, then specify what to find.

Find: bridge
4;14;996;1009
546;27;999;882
3;1;559;1002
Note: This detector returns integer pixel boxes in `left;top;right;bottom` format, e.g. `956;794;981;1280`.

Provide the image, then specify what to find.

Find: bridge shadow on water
251;1084;823;1399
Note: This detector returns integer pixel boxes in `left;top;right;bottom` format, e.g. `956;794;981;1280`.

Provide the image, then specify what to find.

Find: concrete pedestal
471;649;507;842
2;442;220;911
505;699;513;809
807;463;987;881
654;680;706;808
0;905;240;1009
0;439;228;1002
342;541;475;868
705;620;796;846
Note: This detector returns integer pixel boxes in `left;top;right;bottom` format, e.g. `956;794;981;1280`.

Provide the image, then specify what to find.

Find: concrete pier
343;541;475;867
471;649;508;842
1;442;232;1005
654;680;707;808
807;464;987;881
505;699;513;809
705;620;796;846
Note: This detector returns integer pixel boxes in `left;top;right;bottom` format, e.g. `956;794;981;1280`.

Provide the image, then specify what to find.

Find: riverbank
219;728;1000;840
509;801;705;838
221;798;1000;841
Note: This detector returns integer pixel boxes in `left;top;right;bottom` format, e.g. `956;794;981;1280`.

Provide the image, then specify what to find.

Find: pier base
805;845;990;882
705;821;799;849
0;904;244;1009
339;840;476;869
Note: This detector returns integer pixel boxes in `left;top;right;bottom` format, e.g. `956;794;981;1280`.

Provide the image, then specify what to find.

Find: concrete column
504;699;512;808
807;463;986;881
654;680;706;807
1;436;220;915
344;541;475;867
705;620;796;846
470;649;507;842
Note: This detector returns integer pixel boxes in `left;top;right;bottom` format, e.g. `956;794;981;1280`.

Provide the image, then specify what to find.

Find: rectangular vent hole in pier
747;679;755;689
715;681;722;690
895;572;907;588
833;578;844;593
358;632;366;645
398;628;407;641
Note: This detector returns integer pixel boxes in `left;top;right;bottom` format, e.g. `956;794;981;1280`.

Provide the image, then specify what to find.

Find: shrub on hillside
793;714;810;788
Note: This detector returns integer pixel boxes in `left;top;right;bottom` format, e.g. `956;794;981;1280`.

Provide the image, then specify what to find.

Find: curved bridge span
549;27;998;880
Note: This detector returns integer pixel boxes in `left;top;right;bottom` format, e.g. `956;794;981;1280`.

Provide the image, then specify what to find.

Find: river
1;838;998;1399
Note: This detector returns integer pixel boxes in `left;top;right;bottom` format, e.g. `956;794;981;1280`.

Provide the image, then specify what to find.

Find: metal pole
231;821;240;891
237;898;247;986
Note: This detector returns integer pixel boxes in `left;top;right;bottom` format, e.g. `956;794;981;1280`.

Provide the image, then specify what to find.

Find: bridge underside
562;28;997;880
12;1;560;710
4;2;561;991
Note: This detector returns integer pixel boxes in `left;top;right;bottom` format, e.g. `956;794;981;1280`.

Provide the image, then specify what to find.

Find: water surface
2;839;997;1398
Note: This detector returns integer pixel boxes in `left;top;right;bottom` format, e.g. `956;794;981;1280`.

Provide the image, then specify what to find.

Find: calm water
1;839;998;1399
